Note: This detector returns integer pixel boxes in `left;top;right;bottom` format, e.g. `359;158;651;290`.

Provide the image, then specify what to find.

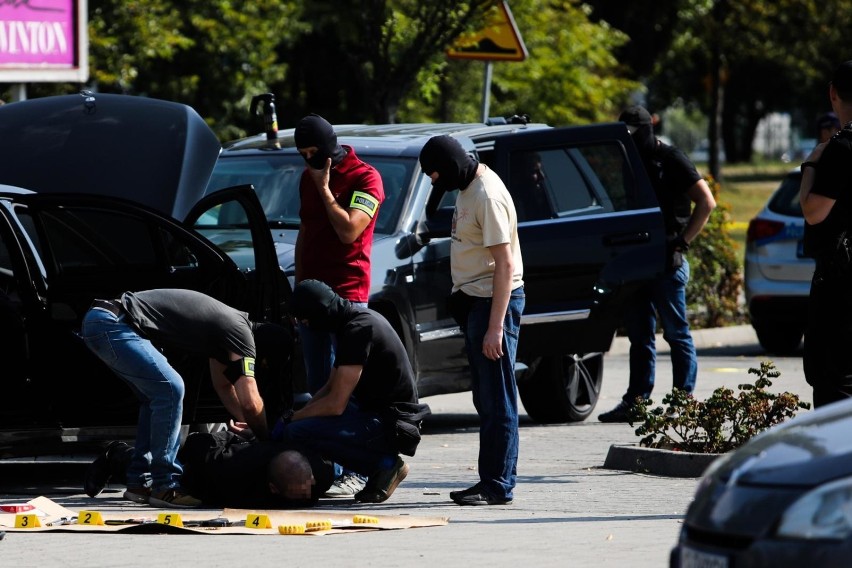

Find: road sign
447;1;527;62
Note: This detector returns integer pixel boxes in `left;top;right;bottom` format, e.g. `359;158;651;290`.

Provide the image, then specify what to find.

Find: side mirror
394;206;454;259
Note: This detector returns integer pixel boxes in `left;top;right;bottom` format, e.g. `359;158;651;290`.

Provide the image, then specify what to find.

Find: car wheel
518;353;603;423
755;325;803;355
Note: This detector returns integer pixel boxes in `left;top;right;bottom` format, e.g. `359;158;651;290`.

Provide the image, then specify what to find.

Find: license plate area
680;545;729;568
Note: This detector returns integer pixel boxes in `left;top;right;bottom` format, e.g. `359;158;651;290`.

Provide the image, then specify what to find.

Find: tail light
747;218;784;244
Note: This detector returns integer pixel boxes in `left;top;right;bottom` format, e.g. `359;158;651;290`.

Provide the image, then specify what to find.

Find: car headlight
777;477;852;540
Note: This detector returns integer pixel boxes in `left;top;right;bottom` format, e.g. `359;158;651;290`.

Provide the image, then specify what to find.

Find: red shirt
298;146;384;302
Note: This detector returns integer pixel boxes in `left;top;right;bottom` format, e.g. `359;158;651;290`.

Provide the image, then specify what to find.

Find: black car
206;116;666;423
671;399;852;568
0;93;290;453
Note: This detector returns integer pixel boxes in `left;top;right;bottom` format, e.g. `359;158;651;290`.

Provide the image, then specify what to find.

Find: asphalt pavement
0;324;808;568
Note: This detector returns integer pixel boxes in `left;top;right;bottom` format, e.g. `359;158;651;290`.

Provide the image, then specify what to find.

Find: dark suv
206;117;666;422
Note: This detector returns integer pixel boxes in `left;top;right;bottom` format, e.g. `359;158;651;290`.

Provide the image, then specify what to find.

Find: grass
694;160;793;264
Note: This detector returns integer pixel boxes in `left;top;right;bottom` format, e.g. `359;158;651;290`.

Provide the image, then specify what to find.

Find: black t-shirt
120;289;255;363
178;431;335;508
334;308;418;412
643;142;702;235
805;127;852;260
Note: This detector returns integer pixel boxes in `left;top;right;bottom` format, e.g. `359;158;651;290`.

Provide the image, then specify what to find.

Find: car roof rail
485;114;530;126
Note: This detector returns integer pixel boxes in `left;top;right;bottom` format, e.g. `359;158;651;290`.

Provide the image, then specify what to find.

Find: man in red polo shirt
294;114;384;497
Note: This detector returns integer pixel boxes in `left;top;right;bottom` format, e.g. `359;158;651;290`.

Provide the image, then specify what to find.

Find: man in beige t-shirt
419;135;525;506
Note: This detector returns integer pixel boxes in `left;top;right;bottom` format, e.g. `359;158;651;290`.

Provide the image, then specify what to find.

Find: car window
507;143;629;222
208;154;417;235
768;172;803;218
22;206;197;274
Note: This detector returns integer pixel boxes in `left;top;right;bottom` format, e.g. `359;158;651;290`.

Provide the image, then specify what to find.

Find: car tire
518;353;603;423
755;325;803;355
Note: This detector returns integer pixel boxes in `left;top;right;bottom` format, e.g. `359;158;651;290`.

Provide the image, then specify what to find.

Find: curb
603;444;722;478
609;324;758;356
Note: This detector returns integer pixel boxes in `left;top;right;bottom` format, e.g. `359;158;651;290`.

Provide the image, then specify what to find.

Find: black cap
618;105;653;134
831;61;852;100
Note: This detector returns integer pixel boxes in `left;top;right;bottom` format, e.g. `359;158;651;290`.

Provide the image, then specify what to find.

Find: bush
629;361;811;454
686;176;745;328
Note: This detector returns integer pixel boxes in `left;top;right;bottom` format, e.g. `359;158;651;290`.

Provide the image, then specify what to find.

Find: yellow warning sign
447;1;528;62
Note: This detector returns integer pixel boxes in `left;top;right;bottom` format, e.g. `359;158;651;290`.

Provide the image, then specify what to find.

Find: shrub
629;361;811;454
686;176;744;328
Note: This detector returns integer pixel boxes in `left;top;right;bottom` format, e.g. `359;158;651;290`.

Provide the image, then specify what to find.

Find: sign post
447;1;527;121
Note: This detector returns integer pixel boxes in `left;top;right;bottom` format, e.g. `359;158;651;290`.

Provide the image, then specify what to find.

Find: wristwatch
801;161;819;170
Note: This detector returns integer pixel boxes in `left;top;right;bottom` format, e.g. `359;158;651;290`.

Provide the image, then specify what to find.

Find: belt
91;298;123;317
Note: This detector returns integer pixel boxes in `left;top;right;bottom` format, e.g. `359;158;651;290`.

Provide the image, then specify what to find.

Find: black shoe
598;400;635;423
451;487;512;506
354;457;409;503
449;484;482;502
84;441;131;497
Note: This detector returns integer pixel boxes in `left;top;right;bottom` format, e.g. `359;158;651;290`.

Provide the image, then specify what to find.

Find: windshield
767;171;803;218
207;154;417;234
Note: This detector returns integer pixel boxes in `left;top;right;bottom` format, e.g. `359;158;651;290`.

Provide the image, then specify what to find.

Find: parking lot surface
0;325;810;568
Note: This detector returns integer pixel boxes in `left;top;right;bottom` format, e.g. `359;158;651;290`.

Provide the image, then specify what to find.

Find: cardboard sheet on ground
0;497;448;535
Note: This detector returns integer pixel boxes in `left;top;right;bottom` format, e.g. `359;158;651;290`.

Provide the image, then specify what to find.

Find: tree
398;0;641;126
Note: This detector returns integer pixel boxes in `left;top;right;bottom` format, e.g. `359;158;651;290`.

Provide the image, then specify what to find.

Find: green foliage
630;361;811;454
398;0;641;125
686;176;744;328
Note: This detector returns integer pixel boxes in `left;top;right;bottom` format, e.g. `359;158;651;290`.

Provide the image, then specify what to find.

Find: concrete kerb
603;443;722;478
608;324;759;356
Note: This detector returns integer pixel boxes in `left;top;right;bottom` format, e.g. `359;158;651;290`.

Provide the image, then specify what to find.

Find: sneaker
84;441;131;497
598;400;636;423
451;486;512;506
354;457;409;504
324;472;367;498
148;488;203;509
123;485;152;504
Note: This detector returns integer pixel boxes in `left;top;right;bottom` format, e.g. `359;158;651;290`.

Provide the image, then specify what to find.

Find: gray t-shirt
120;289;255;363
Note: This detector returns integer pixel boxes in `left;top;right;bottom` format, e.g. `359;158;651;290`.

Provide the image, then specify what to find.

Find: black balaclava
294;114;347;169
419;135;480;192
290;279;352;332
619;105;657;160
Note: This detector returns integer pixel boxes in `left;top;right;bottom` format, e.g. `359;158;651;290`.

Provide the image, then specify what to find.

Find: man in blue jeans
419;135;525;506
276;279;429;504
599;106;716;422
81;289;271;507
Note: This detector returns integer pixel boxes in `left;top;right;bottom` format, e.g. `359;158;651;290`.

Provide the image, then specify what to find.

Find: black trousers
804;264;852;407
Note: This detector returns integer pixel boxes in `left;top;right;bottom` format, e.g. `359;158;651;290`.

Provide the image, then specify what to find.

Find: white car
744;168;814;354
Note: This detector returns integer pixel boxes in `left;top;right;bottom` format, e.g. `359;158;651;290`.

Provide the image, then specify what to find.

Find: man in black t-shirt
81;289;278;508
599;106;717;423
800;61;852;407
276;279;429;504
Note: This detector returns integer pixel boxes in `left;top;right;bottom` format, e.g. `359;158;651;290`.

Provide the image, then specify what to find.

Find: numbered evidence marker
78;511;105;526
14;514;41;528
245;513;272;529
156;513;184;527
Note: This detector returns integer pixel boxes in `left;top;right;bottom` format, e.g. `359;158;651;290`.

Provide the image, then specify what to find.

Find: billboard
0;0;88;82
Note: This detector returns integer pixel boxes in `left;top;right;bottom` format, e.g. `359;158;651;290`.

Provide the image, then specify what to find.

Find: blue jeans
463;287;524;501
623;259;697;403
81;308;184;493
283;400;397;476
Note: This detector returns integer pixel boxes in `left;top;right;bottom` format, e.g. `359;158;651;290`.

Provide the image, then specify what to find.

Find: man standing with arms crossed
419;135;525;506
294;114;384;497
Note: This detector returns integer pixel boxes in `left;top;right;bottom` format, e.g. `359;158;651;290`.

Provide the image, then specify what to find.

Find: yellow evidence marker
277;524;306;535
14;514;41;528
78;511;105;526
352;515;379;524
305;519;333;532
245;514;273;529
156;513;184;527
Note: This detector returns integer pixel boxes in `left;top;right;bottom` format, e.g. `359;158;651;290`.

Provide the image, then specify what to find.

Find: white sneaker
323;472;367;498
